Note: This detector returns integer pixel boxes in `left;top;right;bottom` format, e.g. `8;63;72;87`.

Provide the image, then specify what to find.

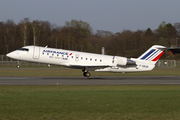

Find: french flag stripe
152;51;165;61
145;50;159;60
149;50;161;61
140;49;156;60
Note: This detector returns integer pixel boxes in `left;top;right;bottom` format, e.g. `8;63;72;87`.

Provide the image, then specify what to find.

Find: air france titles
43;50;69;60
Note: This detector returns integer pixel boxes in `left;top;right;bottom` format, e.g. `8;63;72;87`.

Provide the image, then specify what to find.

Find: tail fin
138;45;166;64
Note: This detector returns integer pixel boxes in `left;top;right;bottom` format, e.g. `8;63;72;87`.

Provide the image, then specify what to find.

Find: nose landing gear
17;61;20;68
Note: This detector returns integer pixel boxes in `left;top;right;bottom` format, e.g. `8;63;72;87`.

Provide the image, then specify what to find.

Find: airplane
6;45;166;77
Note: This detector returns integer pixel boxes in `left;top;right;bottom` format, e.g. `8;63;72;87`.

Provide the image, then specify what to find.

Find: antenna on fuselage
45;45;48;48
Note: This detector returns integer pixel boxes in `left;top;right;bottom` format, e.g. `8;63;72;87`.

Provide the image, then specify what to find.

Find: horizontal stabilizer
169;48;180;55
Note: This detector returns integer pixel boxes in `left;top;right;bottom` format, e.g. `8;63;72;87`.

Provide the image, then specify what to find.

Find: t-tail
137;45;166;64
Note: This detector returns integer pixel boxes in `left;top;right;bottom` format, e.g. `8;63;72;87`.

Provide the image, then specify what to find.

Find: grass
0;85;180;120
0;68;180;119
0;68;180;77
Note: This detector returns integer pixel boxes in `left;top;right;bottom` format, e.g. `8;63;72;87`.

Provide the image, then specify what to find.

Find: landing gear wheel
17;61;20;68
83;72;91;77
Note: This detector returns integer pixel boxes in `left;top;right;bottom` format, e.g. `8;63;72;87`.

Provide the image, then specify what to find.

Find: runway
0;76;180;85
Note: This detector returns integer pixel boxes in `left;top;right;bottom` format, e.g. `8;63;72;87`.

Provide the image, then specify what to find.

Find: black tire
83;72;91;77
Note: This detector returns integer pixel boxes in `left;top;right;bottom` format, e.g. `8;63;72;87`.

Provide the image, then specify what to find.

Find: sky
1;0;180;33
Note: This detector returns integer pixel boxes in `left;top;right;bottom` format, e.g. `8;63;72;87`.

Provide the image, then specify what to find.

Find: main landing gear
83;72;91;77
82;69;91;77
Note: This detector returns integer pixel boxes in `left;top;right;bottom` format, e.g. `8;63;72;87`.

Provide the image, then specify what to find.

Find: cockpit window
18;48;29;51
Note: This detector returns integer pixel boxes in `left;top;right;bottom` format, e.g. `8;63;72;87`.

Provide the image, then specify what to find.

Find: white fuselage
7;46;155;73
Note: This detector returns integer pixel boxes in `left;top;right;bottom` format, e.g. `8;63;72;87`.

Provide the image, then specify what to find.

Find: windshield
18;48;29;51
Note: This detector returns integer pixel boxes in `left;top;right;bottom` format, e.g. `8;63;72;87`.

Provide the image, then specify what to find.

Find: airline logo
140;49;164;61
43;50;68;55
43;50;73;56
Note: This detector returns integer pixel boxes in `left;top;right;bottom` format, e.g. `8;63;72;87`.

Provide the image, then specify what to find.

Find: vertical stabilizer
138;45;166;64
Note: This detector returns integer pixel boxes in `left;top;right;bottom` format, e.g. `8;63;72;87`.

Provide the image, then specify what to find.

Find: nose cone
6;52;16;59
6;52;12;58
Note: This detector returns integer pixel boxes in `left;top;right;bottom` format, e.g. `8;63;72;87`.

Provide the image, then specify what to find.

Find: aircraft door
112;56;115;63
33;46;40;59
75;54;79;61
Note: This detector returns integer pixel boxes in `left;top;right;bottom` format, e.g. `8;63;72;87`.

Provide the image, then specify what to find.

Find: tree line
0;18;180;59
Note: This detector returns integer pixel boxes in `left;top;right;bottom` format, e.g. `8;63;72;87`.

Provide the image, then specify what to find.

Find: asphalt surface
0;76;180;85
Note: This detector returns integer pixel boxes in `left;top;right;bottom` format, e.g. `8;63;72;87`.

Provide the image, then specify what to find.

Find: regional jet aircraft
7;45;166;77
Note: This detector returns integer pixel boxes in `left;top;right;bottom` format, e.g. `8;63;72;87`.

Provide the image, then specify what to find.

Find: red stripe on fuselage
152;51;164;61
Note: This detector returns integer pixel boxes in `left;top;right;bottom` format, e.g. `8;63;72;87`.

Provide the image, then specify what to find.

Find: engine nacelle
114;56;136;66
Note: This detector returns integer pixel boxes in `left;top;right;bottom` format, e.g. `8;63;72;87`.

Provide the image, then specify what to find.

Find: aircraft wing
69;64;110;71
